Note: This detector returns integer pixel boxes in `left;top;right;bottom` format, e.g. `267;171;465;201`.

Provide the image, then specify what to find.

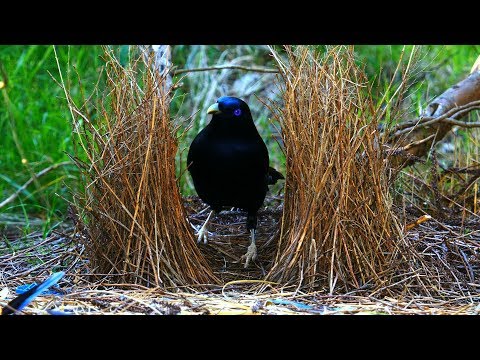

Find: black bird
187;96;284;267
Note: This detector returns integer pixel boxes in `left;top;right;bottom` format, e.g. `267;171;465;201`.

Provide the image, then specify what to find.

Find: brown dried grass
2;208;480;314
47;44;480;302
265;46;404;292
64;47;218;288
3;45;480;315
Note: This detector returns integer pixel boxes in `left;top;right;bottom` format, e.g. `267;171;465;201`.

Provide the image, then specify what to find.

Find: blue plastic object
271;298;314;310
16;282;62;296
2;272;66;315
13;272;65;313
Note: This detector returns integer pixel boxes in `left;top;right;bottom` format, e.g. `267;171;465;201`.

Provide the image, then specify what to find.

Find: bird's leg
196;210;213;244
242;229;257;268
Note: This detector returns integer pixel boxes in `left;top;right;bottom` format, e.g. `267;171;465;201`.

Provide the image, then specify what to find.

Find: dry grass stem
265;46;403;293
63;47;218;288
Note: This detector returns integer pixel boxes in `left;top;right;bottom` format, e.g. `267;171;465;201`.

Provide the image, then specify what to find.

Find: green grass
1;45;479;224
0;45;104;221
356;45;480;111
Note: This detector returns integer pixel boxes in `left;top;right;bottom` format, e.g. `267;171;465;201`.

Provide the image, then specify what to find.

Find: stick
0;161;72;209
173;65;278;75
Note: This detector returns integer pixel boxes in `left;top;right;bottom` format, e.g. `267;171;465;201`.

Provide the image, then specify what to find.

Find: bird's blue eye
234;109;242;116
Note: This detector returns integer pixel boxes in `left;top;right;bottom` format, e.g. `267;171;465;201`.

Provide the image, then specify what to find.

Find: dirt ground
1;196;480;315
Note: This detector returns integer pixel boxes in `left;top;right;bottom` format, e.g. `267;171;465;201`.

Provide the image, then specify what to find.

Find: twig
173;65;278;76
458;248;475;283
5;255;62;279
398;134;435;151
396;114;480;140
390;100;480;135
402;171;480;220
0;161;72;209
437;117;480;128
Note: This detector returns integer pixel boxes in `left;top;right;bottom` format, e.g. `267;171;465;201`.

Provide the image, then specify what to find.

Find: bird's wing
267;166;285;185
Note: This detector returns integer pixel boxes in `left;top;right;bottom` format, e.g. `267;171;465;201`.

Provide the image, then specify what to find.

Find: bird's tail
267;166;285;185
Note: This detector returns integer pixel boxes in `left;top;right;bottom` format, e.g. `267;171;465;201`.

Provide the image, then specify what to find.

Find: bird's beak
207;103;221;115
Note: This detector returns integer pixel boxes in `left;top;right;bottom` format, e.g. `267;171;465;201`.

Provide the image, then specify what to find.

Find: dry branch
388;71;480;166
139;45;172;90
173;65;278;75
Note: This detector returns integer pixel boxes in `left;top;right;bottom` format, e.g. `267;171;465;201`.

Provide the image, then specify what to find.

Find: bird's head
207;96;253;123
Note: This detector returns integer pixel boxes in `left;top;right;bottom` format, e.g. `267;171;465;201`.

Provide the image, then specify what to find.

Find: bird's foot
241;242;257;268
196;225;209;244
194;210;214;244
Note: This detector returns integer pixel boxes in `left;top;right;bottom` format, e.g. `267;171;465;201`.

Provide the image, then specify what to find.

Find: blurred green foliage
1;45;478;223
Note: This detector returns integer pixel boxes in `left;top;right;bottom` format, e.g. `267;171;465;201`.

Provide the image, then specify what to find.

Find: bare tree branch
398;134;435;151
391;101;480;138
423;71;480;118
172;65;278;76
388;70;480;167
139;45;172;91
391;100;480;133
435;117;480;128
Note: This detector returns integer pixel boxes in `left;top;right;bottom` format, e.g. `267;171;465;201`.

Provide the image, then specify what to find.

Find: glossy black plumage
187;96;283;267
